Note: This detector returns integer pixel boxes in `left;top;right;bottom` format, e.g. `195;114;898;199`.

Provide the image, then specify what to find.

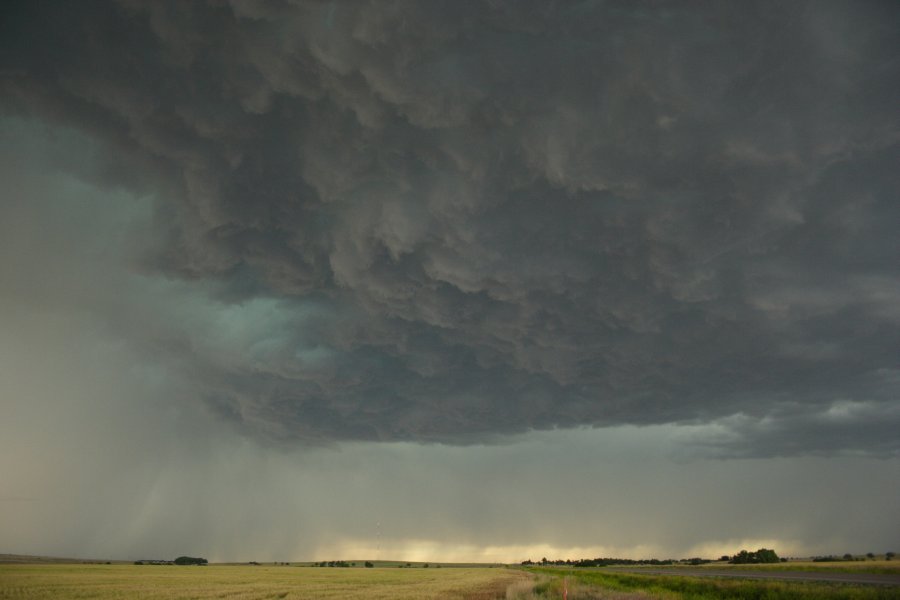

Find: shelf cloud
2;0;898;459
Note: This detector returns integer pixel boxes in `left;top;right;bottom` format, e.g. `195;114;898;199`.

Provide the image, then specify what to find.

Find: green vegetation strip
526;567;900;599
689;562;900;575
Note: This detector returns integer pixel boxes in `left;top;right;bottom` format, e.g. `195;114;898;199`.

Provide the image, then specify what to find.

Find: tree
729;548;779;564
174;556;207;566
364;561;374;568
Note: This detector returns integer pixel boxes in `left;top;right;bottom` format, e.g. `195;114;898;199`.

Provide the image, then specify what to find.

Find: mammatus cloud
2;0;899;455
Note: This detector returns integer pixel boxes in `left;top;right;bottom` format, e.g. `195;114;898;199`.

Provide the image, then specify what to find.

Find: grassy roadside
524;567;900;599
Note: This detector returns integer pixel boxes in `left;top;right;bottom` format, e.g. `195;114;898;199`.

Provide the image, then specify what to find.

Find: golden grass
0;564;532;600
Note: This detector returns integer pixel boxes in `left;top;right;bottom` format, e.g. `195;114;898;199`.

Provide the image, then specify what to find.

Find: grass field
690;560;900;575
4;562;899;599
585;559;900;576
524;567;900;599
0;564;531;600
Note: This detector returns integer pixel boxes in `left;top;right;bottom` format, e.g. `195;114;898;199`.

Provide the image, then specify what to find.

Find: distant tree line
135;556;207;566
314;560;353;567
814;552;896;562
522;557;682;567
728;549;780;564
523;549;786;567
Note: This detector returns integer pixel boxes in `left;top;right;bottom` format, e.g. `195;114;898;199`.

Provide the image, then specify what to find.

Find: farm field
0;563;531;600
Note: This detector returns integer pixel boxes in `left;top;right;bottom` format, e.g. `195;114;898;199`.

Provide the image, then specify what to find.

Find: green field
572;559;900;576
0;564;531;600
689;560;900;575
525;567;900;599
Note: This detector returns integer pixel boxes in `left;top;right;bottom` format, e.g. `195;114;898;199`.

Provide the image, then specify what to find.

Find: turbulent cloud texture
2;0;899;455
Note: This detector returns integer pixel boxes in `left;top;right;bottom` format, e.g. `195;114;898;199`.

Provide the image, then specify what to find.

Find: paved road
606;567;900;586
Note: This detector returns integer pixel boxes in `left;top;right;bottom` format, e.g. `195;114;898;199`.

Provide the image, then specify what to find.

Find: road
606;567;900;587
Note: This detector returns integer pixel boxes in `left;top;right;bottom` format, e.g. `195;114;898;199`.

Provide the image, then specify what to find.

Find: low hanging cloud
2;0;898;455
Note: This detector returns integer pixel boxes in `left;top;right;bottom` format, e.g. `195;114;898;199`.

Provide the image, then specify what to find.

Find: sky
1;0;898;563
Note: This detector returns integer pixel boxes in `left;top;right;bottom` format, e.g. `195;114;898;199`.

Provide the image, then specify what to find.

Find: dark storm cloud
2;0;898;454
